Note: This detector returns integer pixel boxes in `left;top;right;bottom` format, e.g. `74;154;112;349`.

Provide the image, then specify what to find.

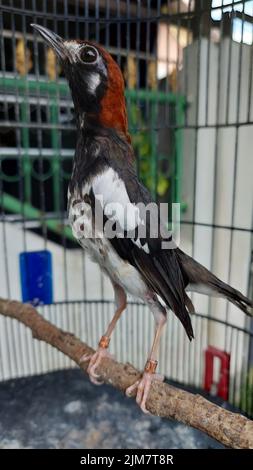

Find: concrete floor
0;369;224;449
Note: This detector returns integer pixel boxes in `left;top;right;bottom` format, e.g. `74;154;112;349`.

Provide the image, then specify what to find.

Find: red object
204;346;230;400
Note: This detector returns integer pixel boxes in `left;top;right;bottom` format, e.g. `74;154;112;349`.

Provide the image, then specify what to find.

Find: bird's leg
126;300;167;413
80;283;126;385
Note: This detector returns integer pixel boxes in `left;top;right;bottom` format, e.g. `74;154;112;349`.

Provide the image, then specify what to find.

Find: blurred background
0;0;252;446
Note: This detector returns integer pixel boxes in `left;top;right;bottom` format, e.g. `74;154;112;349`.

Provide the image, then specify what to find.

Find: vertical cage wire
0;1;252;416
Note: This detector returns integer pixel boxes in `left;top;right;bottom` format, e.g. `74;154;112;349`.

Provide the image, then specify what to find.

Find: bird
32;24;253;413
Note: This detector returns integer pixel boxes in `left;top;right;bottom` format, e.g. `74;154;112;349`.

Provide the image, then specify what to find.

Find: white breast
68;190;147;300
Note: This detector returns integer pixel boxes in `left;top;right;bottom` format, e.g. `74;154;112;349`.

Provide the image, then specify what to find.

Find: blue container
19;250;53;305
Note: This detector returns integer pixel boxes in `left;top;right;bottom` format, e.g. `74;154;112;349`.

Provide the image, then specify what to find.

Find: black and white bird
32;24;253;413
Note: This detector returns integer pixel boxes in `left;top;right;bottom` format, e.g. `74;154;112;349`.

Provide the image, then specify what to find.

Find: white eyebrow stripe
63;42;101;95
64;41;81;62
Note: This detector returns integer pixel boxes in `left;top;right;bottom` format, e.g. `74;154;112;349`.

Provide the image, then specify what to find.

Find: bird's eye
79;46;98;64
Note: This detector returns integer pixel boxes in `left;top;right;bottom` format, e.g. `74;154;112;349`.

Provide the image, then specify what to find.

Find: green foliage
239;367;253;417
127;101;169;198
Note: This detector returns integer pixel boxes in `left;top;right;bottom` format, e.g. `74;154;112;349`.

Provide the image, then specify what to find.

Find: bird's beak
31;24;70;61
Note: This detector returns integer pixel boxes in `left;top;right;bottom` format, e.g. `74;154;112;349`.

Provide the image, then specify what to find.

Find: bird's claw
80;348;113;385
79;353;92;363
126;372;164;414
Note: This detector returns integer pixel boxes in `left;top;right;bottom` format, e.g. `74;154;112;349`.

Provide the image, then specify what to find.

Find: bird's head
31;24;130;141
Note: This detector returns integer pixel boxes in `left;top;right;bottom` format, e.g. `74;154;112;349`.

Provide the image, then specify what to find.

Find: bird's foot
80;336;113;385
125;359;164;414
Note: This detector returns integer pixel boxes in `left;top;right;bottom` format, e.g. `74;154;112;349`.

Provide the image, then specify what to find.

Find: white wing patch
68;168;150;254
141;242;150;254
92;167;141;231
92;167;150;253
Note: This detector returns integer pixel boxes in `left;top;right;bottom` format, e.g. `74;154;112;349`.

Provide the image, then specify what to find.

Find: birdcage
0;0;252;418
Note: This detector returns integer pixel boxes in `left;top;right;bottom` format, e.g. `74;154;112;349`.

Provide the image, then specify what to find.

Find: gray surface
0;369;224;449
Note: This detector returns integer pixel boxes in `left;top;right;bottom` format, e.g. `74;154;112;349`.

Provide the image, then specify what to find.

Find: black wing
91;134;194;340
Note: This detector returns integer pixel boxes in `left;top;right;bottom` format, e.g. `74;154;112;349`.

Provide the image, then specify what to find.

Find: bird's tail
177;249;253;316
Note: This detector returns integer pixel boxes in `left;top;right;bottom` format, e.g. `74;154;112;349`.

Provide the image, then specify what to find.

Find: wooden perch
0;297;252;449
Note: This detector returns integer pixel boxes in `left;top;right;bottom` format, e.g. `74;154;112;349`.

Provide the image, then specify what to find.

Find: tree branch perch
0;297;252;449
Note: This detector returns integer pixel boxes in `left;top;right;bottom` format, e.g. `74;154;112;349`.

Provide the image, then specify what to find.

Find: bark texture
0;297;252;449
